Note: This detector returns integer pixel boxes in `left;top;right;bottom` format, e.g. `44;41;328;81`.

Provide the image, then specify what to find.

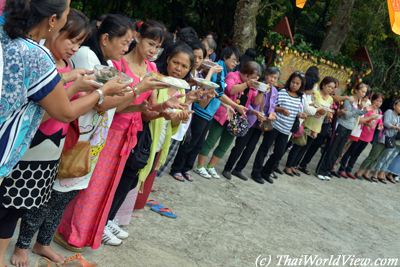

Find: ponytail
4;0;67;39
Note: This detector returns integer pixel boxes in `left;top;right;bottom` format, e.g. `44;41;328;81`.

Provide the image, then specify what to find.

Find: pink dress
57;58;156;249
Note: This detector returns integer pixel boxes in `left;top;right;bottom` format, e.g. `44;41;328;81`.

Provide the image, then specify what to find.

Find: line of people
0;1;399;267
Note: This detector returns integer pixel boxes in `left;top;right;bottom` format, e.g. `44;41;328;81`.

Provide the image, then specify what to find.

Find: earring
48;26;53;32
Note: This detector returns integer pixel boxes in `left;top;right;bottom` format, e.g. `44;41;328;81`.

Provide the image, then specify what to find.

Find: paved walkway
6;146;400;267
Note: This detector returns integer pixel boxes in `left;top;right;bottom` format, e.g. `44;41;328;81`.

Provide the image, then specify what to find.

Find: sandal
283;168;294;177
53;232;84;253
386;176;396;184
292;168;301;177
370;176;378;183
377;177;387;184
182;171;193;182
150;205;177;219
146;199;161;207
64;253;97;267
170;172;185;182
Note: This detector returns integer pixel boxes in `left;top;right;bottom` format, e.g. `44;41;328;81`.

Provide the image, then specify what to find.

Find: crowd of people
0;1;399;267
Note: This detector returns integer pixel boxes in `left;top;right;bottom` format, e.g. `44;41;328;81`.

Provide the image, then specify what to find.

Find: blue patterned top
0;27;60;177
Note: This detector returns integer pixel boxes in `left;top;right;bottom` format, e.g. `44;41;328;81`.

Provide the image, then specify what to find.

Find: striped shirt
0;28;60;177
273;89;304;135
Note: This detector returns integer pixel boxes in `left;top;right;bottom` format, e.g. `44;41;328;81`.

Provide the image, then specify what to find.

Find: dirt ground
6;145;400;267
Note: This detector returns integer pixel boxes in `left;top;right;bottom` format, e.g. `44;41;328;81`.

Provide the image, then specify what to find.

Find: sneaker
395;176;399;183
222;170;232;180
317;174;326;181
107;219;129;240
324;175;331;181
193;167;212;179
102;227;122;246
206;167;220;179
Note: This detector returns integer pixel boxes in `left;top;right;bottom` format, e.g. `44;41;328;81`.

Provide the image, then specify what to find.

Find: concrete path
6;147;400;267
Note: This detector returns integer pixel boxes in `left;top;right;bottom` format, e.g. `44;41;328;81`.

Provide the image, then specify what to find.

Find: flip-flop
150;205;177;219
182;172;193;182
146;199;161;207
170;172;185;182
64;253;97;267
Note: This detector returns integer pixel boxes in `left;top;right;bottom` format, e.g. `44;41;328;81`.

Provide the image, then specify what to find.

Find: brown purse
58;141;91;179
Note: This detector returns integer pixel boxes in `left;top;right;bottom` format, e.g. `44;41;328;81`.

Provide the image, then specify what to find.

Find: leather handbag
58;141;91;179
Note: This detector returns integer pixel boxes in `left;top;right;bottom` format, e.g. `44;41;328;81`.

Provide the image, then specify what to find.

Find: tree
233;0;262;53
320;0;356;55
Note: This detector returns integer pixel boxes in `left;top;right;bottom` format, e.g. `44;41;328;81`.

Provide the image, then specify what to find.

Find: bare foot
32;243;64;264
10;247;29;267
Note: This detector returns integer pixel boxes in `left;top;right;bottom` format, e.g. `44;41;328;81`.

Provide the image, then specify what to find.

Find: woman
285;76;335;176
251;71;306;184
222;67;280;181
52;15;168;251
0;1;127;266
170;47;245;181
338;93;383;179
195;53;254;179
316;83;368;180
370;100;400;183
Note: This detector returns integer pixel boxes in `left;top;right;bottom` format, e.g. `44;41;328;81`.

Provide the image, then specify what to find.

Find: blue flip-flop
150;205;177;219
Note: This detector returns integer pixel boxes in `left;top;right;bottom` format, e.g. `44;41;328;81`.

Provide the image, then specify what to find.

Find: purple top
246;86;278;128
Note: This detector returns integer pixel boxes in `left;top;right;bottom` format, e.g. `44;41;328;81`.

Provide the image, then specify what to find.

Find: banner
388;0;400;34
296;0;307;9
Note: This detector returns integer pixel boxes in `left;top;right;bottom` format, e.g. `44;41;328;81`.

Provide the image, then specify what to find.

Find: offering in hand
147;72;190;90
192;77;219;90
251;81;270;93
94;65;133;85
201;60;223;71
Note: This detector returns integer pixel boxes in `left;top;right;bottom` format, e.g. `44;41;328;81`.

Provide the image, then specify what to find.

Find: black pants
318;124;352;176
224;127;262;172
108;152;140;221
286;135;314;168
339;140;369;173
251;129;289;177
171;114;211;173
16;190;78;248
299;123;332;169
0;206;25;239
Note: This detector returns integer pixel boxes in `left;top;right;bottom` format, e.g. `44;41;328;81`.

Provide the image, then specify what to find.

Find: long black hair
285;71;306;96
4;0;68;39
159;42;194;81
84;14;131;65
128;20;166;52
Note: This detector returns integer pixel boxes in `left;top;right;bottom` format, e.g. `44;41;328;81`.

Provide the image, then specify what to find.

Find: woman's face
394;102;400;114
289;77;302;92
241;72;258;82
102;31;132;61
167;52;192;79
193;49;204;70
52;31;86;60
321;82;335;95
137;36;163;61
372;97;383;109
224;54;238;71
355;86;368;99
266;73;279;86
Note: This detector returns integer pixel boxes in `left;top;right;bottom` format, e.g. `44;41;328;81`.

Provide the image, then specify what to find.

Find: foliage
71;0;400;97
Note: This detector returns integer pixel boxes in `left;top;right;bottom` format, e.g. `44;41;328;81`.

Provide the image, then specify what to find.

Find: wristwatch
95;89;104;105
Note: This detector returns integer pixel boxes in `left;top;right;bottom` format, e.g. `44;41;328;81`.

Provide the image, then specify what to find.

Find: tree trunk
233;0;261;53
320;0;355;55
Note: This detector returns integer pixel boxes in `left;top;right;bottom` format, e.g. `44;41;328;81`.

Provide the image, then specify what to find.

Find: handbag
127;122;152;170
58;119;97;179
385;135;396;148
227;113;249;137
259;120;273;132
291;116;300;134
291;126;307;146
58;141;91;179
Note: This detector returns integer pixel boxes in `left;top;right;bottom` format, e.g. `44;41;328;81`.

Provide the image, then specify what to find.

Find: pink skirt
57;127;137;249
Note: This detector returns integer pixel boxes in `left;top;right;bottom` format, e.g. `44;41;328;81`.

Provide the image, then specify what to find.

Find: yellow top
304;89;333;133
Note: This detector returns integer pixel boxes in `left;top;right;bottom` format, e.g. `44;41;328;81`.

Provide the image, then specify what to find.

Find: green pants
200;119;235;159
359;142;385;170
